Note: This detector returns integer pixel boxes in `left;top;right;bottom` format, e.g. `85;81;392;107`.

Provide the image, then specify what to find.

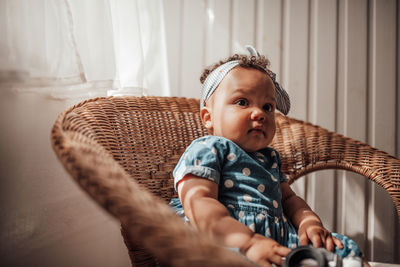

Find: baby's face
202;67;276;152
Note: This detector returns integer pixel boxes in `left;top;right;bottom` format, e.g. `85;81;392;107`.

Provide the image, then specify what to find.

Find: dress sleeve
173;136;226;190
274;149;289;183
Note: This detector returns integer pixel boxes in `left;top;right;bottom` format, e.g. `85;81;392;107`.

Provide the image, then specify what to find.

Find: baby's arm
178;175;290;267
280;182;343;251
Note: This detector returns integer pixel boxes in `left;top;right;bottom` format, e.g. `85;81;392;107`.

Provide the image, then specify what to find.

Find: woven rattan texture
51;96;400;267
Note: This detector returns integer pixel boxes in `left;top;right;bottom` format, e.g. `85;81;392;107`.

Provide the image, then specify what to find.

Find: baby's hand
242;233;291;267
298;220;343;252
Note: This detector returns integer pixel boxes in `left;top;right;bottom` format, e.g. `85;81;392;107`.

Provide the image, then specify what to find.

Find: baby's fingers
298;231;309;246
257;261;272;267
310;233;323;248
324;235;334;252
265;246;290;266
269;254;285;266
276;245;291;256
332;235;343;249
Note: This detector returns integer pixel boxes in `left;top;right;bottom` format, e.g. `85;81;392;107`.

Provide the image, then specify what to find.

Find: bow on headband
200;45;291;115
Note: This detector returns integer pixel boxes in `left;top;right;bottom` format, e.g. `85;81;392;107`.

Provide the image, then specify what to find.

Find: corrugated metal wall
163;0;400;262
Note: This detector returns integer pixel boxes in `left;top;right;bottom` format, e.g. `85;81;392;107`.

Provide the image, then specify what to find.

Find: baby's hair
200;54;271;84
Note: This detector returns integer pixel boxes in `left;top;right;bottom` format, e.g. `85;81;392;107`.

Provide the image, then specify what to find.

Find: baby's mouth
248;128;265;136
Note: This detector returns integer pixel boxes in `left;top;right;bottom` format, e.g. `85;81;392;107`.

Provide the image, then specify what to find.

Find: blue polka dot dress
170;135;361;258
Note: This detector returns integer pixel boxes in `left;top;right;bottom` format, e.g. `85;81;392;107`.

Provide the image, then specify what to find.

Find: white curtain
0;0;170;99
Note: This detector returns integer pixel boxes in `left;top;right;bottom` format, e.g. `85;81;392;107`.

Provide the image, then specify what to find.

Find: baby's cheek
269;120;276;135
266;127;276;141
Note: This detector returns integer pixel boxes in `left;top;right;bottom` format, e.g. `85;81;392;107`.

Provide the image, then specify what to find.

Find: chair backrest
55;96;209;202
51;96;400;266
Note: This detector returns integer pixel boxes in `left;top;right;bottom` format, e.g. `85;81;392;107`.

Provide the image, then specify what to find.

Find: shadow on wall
0;89;131;267
291;171;400;263
351;233;400;263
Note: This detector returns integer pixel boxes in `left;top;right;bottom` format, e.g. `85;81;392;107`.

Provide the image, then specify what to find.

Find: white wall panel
398;1;400;162
368;0;398;261
204;0;231;66
281;0;310;199
258;0;282;82
397;2;400;261
163;0;400;262
306;0;338;232
281;0;309;122
231;0;256;54
337;0;369;256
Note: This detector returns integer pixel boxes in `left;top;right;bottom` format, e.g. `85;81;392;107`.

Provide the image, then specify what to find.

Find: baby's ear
200;107;213;131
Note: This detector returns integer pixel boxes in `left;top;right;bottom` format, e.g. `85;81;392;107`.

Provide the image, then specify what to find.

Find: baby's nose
250;108;265;121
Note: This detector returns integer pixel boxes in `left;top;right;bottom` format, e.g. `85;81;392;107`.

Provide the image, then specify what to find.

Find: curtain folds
0;0;170;99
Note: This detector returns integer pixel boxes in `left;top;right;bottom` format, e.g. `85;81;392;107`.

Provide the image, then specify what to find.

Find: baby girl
170;46;361;266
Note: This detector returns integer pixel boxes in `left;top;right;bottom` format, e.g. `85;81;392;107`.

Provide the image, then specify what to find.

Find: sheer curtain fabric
0;0;170;98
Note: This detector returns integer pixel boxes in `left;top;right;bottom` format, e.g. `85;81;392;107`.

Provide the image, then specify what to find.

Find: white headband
200;45;291;115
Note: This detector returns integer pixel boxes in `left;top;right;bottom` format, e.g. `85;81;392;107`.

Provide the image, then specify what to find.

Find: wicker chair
51;96;400;267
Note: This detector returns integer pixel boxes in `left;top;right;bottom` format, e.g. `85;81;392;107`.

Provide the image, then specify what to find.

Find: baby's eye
236;99;249;106
263;103;273;112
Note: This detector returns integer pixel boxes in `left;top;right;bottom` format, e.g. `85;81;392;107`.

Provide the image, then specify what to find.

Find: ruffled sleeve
173;136;227;190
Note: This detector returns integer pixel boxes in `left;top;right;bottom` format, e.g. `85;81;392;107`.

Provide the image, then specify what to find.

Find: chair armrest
273;114;400;219
51;115;255;267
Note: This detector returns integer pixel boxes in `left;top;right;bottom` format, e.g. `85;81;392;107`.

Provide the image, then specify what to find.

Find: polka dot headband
200;45;291;115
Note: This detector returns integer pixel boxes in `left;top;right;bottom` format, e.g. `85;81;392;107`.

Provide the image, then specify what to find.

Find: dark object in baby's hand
283;246;362;267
